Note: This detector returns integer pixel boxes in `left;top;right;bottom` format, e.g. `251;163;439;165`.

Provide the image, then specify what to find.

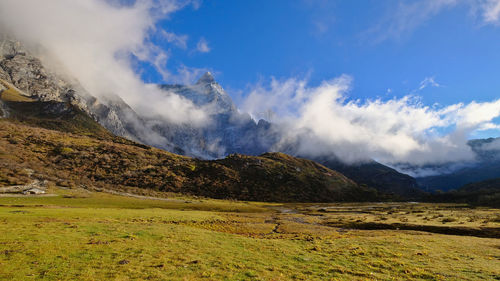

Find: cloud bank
241;75;500;167
0;0;207;125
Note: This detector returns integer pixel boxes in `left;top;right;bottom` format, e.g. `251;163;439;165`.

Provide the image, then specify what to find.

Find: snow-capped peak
196;71;216;85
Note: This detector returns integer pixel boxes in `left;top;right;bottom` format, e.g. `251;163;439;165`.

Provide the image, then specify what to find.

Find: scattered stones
0;179;48;195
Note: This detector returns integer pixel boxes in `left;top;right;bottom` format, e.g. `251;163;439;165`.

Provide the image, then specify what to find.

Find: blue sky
146;0;500;112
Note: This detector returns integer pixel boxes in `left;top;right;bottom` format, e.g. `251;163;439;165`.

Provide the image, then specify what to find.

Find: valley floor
0;188;498;281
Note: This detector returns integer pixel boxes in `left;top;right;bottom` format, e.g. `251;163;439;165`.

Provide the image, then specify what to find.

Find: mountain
0;37;274;159
0;38;381;202
0;118;379;202
428;178;500;207
0;37;153;143
156;75;422;197
0;37;419;199
156;72;276;158
311;157;424;199
0;78;116;140
417;138;500;192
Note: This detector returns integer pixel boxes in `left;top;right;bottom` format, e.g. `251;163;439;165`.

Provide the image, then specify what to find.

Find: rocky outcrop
0;38;68;102
0;38;153;145
0;179;47;194
157;73;278;158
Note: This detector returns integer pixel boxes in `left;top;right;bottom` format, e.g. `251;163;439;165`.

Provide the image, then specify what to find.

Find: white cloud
481;0;500;23
241;75;500;166
419;76;441;90
368;0;500;42
161;30;188;49
478;122;500;131
170;65;213;85
0;0;207;125
367;0;458;43
196;37;211;53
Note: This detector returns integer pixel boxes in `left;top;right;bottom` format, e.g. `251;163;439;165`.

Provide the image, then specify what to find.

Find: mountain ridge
417;137;500;192
0;37;428;199
0;118;379;202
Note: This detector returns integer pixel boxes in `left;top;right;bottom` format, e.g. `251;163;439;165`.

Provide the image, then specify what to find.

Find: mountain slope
0;78;130;142
417;138;500;191
0;119;379;202
157;73;276;158
0;37;420;200
160;75;421;197
208;153;376;202
429;178;500;207
0;38;162;147
313;157;424;199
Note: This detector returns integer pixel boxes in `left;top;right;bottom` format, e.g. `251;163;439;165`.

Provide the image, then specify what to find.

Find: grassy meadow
0;189;499;281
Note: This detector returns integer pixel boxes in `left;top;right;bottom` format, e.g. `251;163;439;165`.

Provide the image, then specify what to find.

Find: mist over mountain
416;137;500;191
156;72;277;158
0;36;421;198
3;34;500;198
2;0;500;172
1;0;500;200
2;2;500;280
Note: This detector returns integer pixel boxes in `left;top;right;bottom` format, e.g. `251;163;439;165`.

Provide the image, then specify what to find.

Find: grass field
0;189;499;280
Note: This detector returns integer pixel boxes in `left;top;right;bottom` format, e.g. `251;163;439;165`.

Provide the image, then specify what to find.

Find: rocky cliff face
0;38;160;146
157;72;277;158
0;38;276;159
0;39;66;102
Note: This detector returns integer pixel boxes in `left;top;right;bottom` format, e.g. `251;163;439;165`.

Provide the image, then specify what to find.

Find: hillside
311;157;424;199
417;138;500;192
0;118;378;202
0;71;378;203
429;178;500;207
0;38;422;200
417;163;500;192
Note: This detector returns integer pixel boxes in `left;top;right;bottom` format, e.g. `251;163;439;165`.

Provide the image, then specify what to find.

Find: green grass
0;192;498;280
0;189;269;213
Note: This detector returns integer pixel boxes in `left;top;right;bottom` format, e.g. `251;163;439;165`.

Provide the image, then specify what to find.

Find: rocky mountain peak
196;72;216;85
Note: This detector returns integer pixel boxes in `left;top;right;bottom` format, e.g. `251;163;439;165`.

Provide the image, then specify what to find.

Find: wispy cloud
366;0;500;43
481;0;500;23
196;37;211;53
171;65;213;85
419;76;441;90
161;30;188;49
366;0;458;43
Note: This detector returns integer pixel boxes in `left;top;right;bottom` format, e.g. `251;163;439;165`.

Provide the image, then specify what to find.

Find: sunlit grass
0;192;498;280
